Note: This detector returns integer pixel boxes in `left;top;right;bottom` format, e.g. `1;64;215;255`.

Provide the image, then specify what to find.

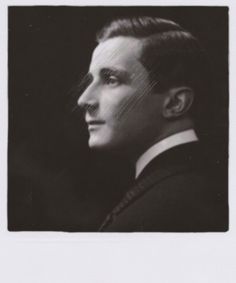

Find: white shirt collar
135;129;199;179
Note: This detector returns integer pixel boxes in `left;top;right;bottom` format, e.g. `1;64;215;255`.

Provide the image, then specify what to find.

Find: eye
103;74;120;86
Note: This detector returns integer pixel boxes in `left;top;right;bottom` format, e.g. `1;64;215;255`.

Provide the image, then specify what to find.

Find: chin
88;138;137;158
88;136;122;152
88;137;110;150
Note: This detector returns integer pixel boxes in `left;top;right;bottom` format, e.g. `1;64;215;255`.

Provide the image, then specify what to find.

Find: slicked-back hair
96;17;208;117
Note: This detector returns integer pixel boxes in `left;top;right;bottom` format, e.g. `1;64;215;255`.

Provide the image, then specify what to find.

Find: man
78;17;227;232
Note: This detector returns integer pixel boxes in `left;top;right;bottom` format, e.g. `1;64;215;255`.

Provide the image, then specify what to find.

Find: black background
8;6;228;231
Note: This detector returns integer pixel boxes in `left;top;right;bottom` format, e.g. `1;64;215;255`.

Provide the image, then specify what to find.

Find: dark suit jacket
100;142;228;232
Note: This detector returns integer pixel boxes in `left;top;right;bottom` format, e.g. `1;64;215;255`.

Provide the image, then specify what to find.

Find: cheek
114;82;155;123
113;94;152;127
118;95;163;138
100;88;138;122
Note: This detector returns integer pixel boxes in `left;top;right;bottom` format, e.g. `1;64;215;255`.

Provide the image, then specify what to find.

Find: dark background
8;6;228;231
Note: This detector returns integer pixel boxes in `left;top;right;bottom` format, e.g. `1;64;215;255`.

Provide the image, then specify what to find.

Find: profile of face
78;36;166;154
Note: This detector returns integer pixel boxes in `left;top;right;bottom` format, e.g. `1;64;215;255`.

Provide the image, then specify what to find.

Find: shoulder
105;170;227;232
103;142;228;232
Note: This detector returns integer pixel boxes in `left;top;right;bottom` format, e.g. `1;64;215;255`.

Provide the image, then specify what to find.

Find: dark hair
97;17;208;116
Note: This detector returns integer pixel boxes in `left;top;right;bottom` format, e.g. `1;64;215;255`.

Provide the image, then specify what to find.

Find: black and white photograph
8;6;228;232
1;2;236;283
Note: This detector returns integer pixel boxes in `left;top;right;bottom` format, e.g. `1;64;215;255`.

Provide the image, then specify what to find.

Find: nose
77;83;98;111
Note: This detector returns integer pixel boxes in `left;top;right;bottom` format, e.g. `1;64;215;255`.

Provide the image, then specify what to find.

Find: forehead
89;36;145;74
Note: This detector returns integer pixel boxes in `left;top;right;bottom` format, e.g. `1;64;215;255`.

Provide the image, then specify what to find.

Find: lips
87;120;104;125
86;119;105;130
86;120;105;125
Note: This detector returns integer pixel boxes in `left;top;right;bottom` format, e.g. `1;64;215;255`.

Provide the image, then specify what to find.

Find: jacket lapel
99;164;187;231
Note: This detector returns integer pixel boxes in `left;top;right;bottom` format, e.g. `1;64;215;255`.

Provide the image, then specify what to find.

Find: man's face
78;36;165;153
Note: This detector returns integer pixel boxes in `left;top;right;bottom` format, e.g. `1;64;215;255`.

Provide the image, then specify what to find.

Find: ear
162;87;194;119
